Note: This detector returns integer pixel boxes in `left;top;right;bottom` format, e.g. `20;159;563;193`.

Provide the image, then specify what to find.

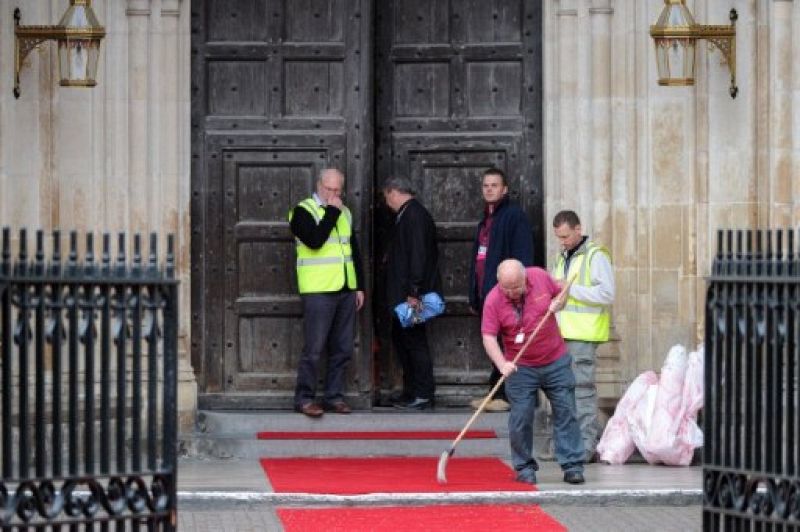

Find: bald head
497;259;527;301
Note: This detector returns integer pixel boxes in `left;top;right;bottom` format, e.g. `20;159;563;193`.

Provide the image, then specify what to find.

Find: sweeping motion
436;274;574;484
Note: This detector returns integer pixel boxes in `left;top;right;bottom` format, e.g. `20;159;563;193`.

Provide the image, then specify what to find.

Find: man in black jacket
467;168;534;412
382;176;441;410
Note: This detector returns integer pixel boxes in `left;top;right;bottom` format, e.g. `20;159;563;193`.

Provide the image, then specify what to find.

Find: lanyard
512;293;526;330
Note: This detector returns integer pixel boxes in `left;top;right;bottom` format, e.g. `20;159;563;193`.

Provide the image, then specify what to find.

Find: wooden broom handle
449;275;575;450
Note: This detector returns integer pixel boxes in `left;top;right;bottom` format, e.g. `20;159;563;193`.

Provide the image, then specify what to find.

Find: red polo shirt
481;267;566;367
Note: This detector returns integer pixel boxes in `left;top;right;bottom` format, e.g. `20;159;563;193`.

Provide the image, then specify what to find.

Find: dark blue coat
467;196;534;310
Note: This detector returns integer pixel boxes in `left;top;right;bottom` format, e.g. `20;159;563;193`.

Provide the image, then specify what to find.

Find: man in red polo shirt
481;259;585;484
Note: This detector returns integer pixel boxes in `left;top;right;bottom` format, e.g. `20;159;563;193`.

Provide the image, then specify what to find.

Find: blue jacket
467;196;534;310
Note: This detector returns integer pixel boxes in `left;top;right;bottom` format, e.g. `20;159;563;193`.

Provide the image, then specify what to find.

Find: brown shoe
297;402;324;418
324;401;352;414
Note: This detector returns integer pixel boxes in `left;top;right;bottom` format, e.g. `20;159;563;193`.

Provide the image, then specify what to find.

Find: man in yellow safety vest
288;168;365;417
552;210;615;461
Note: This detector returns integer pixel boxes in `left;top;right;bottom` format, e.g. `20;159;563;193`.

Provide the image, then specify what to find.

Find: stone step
180;433;515;460
182;409;556;460
196;409;516;437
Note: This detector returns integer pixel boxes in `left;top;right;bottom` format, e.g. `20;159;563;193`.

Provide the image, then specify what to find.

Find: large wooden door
191;0;542;408
191;0;373;408
374;0;543;405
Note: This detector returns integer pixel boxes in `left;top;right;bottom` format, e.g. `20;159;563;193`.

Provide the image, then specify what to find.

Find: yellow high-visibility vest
289;198;356;294
553;241;611;342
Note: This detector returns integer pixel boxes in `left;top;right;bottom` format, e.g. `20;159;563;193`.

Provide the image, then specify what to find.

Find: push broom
436;276;575;484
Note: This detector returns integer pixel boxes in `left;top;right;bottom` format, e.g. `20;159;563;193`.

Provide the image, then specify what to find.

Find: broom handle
448;275;575;451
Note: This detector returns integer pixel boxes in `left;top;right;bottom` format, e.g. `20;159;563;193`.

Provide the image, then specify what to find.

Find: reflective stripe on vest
554;242;611;342
289;198;357;294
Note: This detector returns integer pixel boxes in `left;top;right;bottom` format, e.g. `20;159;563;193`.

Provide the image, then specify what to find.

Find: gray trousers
294;292;356;407
566;340;600;458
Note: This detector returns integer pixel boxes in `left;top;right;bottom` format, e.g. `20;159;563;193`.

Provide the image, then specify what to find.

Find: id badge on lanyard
513;295;526;344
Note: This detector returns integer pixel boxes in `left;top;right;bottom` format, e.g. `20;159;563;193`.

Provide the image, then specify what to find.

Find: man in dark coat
382;176;442;410
467;168;534;411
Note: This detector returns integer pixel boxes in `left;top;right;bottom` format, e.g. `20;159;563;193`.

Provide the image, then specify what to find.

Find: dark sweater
467;196;534;310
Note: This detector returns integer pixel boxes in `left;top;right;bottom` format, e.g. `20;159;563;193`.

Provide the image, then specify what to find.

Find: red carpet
260;457;534;494
256;430;497;440
278;504;566;531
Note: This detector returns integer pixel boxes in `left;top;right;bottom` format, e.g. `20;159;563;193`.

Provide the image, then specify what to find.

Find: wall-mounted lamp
650;0;737;98
14;0;106;99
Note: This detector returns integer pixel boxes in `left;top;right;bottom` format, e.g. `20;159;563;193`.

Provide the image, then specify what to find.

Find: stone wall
543;0;800;392
0;0;196;430
1;0;798;421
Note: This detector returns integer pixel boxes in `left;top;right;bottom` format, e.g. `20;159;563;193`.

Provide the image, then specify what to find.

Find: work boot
323;401;352;414
563;471;585;484
394;397;433;411
485;399;510;412
296;402;324;418
515;468;537;485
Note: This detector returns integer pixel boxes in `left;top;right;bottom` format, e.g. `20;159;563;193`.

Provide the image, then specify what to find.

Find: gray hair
382;176;415;195
318;168;344;182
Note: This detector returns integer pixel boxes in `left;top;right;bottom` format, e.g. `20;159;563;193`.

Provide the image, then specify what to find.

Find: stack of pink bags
596;345;704;465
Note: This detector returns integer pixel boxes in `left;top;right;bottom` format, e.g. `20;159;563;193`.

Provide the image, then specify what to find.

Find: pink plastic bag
628;383;660;464
597;371;658;464
643;345;688;460
682;348;704;417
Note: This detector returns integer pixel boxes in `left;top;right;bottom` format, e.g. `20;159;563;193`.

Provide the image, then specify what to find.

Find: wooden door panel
456;0;522;42
193;0;372;408
465;61;522;116
375;0;542;405
222;147;329;393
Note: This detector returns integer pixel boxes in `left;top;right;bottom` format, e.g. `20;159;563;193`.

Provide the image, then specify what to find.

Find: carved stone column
590;0;613;244
160;0;197;433
127;0;151;230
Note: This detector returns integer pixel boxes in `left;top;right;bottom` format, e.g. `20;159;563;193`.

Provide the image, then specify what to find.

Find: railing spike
67;231;78;276
101;234;111;276
1;227;10;275
85;233;95;276
116;233;126;277
133;234;143;277
34;230;45;276
166;234;175;278
148;233;158;275
51;230;61;277
17;228;28;276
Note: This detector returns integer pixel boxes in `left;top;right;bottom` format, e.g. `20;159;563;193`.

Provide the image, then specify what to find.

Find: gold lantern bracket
696;8;737;98
13;4;106;99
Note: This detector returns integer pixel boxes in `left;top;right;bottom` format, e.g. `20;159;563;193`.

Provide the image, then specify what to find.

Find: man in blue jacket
467;168;534;411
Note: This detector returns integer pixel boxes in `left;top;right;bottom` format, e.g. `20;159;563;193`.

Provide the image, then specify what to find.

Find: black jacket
467;195;534;310
385;198;442;308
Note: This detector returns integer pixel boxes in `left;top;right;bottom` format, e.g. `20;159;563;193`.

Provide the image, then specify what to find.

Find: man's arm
482;334;516;377
404;206;429;298
509;209;534;266
569;251;615;305
289;205;340;249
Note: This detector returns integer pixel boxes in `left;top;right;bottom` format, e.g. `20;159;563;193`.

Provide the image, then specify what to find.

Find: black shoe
394;397;433;411
563;471;585;484
389;391;413;408
515;470;537;485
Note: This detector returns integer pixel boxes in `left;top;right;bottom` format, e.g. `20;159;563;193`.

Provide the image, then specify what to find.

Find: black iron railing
704;228;800;529
0;228;178;530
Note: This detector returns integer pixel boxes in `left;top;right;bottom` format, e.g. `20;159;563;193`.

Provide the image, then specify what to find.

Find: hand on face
318;171;345;208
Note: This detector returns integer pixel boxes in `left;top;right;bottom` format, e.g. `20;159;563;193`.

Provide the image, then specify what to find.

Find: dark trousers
391;316;435;400
294;292;356;407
